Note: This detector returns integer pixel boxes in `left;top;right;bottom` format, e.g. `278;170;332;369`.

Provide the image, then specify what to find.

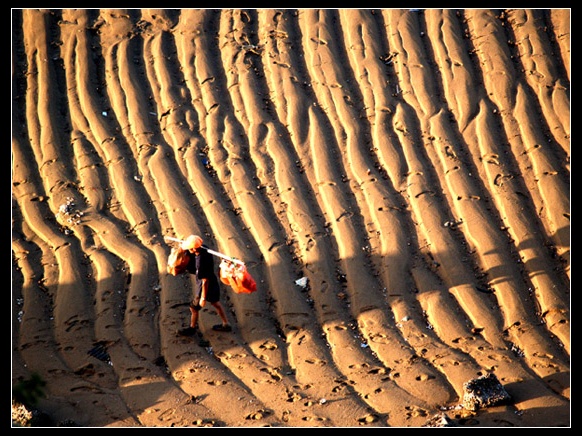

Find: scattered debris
444;217;463;228
12;401;33;427
423;412;457;427
295;277;308;288
12;401;57;427
87;342;111;363
241;43;262;55
58;197;84;226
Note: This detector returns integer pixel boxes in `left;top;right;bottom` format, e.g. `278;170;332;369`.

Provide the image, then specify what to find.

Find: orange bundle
167;247;189;276
219;260;257;294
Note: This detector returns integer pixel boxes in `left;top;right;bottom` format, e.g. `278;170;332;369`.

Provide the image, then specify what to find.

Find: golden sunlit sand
12;9;570;427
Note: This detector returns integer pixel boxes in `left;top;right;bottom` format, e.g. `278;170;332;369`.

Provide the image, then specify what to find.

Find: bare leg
211;301;230;327
189;306;200;328
178;306;200;336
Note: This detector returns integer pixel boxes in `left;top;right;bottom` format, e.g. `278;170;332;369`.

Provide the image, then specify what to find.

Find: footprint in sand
415;373;435;381
348;362;368;369
192;419;216;427
286;390;303;402
259;340;278;350
404;405;429;419
368;332;390;344
301;415;326;422
245;409;271;420
332;378;354;393
357;413;379;424
259;367;283;381
69;384;104;393
175;351;197;361
368;366;389;375
304;358;327;366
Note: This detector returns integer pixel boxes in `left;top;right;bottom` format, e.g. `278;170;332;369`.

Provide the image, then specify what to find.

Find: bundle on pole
218;260;257;294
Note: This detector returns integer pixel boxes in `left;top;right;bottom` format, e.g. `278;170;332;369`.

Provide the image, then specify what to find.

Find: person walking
177;234;232;336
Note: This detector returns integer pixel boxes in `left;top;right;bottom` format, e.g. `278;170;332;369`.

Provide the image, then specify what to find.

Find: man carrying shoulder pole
170;235;232;336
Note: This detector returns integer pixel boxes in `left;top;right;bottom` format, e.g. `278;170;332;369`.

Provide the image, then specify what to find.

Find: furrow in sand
12;134;134;424
62;11;163;363
337;8;483;406
92;11;281;426
298;9;453;408
61;23;205;424
142;11;330;426
12;234;141;427
465;9;570;275
217;9;441;425
140;28;212;239
507;10;569;153
206;10;385;425
459;10;570;343
337;9;422;295
386;8;569;385
256;9;442;425
391;103;506;347
62;10;160;237
388;10;572;372
384;11;504;347
473;106;570;351
433;110;569;378
336;9;511;404
167;10;287;370
18;10;104;374
547;9;570;82
425;9;569;349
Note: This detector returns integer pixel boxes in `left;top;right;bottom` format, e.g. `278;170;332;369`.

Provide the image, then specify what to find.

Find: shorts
190;276;221;308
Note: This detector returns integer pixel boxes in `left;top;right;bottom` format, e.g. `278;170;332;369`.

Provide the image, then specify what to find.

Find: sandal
178;326;197;337
212;324;232;332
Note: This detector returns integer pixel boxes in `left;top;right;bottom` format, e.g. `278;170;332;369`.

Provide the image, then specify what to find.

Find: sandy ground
11;9;570;427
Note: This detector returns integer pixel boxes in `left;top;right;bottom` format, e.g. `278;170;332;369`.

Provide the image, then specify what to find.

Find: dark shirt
184;245;221;302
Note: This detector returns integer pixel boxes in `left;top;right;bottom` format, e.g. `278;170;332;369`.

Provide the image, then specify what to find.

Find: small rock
462;373;511;411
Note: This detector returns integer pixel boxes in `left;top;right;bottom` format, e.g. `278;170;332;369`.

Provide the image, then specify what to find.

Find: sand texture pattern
12;9;570;427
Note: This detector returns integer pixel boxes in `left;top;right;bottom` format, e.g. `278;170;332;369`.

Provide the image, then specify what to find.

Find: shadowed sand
12;9;569;427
